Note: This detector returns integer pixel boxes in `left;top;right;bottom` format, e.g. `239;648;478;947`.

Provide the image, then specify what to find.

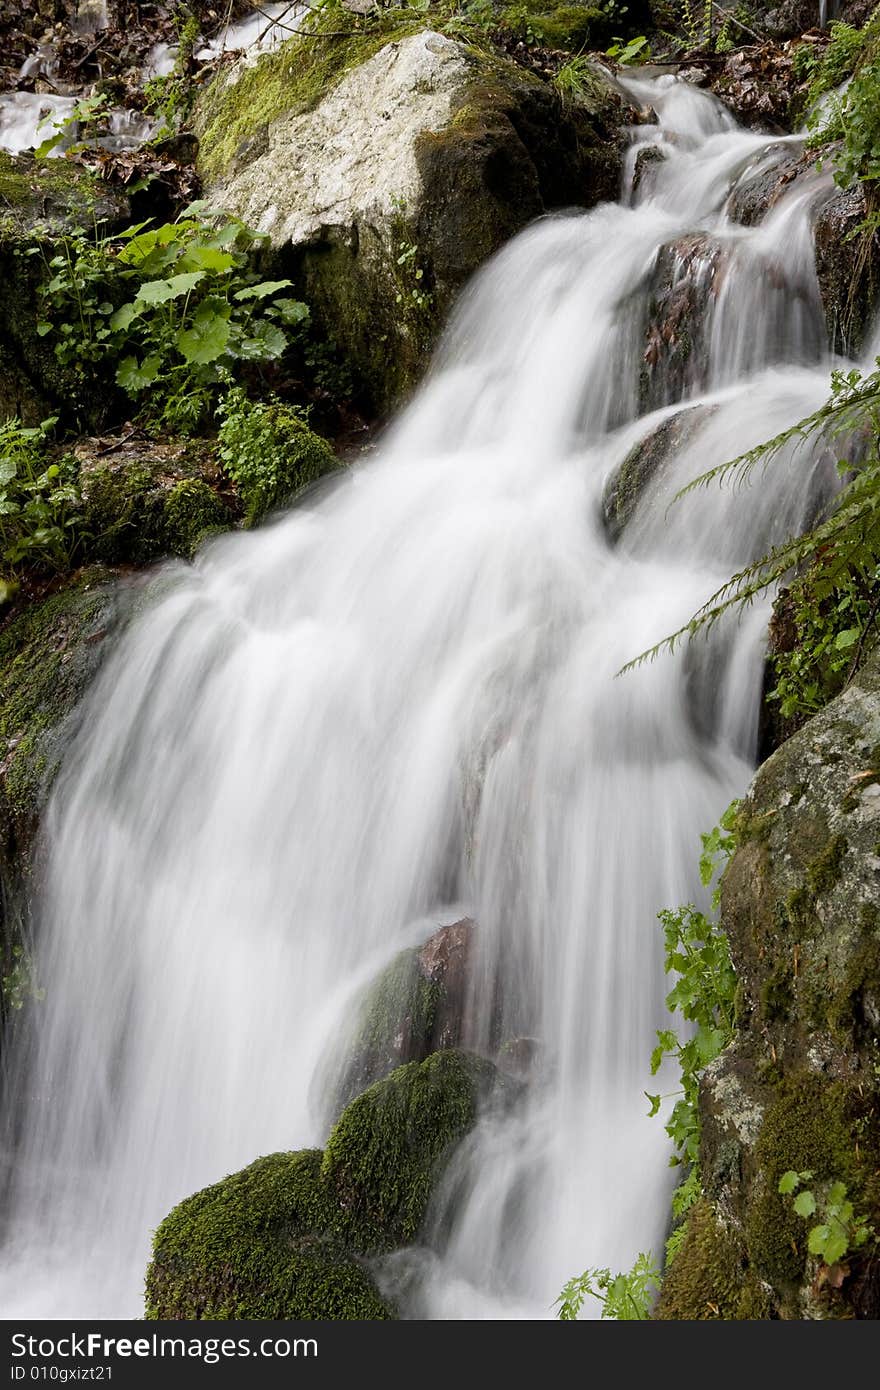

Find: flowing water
0;74;861;1318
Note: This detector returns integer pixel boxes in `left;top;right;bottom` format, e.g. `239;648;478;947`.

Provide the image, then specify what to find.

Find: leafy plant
556;1253;660;1320
0;416;80;574
605;34;650;64
32;92;111;160
646;803;738;1167
216;387;338;524
34;207;310;433
778;1170;874;1268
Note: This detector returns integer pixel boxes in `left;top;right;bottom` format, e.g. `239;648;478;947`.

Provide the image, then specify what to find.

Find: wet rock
641;236;725;414
660;652;880;1319
812;179;880;356
332;917;475;1112
0;568;130;1045
196;28;625;411
602;404;713;542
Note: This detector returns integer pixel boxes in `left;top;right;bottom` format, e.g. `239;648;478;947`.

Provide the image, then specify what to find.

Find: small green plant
646;803;738;1167
32;92;111;160
605;34;650;64
34;206;309;432
556;1252;660;1320
216;387;338;524
0;416;80;574
778;1170;874;1268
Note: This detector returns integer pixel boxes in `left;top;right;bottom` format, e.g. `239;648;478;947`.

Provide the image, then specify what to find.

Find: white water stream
0;74;861;1318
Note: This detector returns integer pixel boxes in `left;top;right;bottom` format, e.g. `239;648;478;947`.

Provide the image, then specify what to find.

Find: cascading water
0;73;860;1318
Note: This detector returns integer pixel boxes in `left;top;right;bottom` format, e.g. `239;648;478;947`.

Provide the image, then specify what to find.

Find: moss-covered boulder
74;436;237;563
331;919;474;1114
659;653;880;1319
145;1149;395;1320
0;151;129;427
323;1049;514;1253
196;28;625;410
146;1049;516;1318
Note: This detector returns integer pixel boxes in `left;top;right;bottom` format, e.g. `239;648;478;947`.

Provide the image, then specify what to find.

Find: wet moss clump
145;1151;395;1320
322;1050;511;1253
79;452;233;563
657;1201;771;1320
744;1074;878;1291
332;947;443;1115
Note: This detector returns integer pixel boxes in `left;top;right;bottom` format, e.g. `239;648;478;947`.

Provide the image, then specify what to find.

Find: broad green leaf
135;272;204;305
115;354;162;393
36;321;53;337
109;302;139;332
272;297;310;325
793;1190;816;1218
645;1092;661;1117
834;628;860;649
234;279;293;302
178;244;237;274
177;316;231;365
233;323;287;361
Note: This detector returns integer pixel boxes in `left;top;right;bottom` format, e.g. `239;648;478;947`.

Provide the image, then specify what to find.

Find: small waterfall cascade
0;72;859;1318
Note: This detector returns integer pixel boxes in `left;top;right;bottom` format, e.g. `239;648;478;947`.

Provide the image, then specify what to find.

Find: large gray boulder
196;29;625;410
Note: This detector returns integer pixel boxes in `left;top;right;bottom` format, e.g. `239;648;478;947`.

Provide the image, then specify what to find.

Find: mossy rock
329;919;474;1117
145;1150;395;1320
145;1048;514;1318
0;568;124;856
670;653;880;1319
76;439;236;563
656;1201;771;1320
602;404;713;543
322;1049;515;1252
198;29;626;411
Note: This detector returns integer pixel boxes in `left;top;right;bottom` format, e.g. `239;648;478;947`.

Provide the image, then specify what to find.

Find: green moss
656;1201;769;1320
807;834;847;896
163;479;231;557
497;2;607;50
145;1150;395;1320
0;151;114;233
744;1074;877;1289
334;948;443;1114
80;452;233;562
759;961;793;1024
322;1050;508;1253
195;17;423;183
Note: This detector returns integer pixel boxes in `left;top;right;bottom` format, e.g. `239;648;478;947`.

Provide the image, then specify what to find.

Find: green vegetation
32;207;308;433
0;416;79;574
145;1150;395;1319
556;1252;660;1319
778;1169;875;1268
646;803;738;1169
215;388;338;525
144;11;202;138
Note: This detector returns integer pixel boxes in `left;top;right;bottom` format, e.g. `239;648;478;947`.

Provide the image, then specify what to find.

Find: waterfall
0;73;855;1318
